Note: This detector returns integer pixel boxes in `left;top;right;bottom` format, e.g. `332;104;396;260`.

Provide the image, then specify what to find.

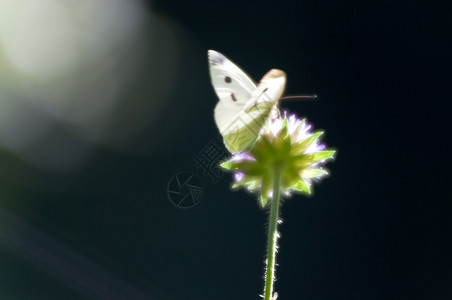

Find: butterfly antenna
280;94;318;101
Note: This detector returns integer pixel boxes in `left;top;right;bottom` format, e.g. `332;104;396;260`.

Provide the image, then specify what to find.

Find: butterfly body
208;50;286;153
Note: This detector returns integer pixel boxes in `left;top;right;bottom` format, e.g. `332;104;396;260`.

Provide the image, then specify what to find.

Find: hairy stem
264;167;281;300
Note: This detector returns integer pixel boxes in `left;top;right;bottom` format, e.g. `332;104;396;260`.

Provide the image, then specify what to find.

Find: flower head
220;113;335;206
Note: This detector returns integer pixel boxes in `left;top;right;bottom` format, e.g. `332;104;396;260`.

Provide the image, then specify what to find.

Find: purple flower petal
231;152;256;162
234;172;245;182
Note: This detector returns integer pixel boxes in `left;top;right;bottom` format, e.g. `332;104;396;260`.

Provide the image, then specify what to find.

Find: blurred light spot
0;0;145;81
0;0;194;171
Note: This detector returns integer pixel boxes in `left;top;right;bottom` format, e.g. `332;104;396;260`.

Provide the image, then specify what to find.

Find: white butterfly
208;50;286;153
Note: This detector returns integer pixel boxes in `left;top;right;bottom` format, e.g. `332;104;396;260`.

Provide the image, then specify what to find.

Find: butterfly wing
208;50;258;133
208;50;256;108
245;69;286;111
221;69;287;153
208;50;287;153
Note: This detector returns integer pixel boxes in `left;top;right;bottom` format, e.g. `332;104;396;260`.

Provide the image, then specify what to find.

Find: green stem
264;167;282;300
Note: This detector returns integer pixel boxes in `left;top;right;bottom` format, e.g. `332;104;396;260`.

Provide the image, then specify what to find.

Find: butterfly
208;50;286;153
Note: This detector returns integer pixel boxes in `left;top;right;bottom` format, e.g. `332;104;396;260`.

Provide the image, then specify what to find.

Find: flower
220;113;335;206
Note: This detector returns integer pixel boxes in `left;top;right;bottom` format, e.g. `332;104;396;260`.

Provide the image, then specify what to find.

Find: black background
0;1;450;299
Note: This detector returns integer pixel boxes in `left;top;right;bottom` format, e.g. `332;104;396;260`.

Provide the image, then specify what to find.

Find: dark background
0;1;449;299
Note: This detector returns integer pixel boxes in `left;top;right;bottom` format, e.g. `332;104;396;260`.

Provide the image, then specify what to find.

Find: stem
264;167;282;300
